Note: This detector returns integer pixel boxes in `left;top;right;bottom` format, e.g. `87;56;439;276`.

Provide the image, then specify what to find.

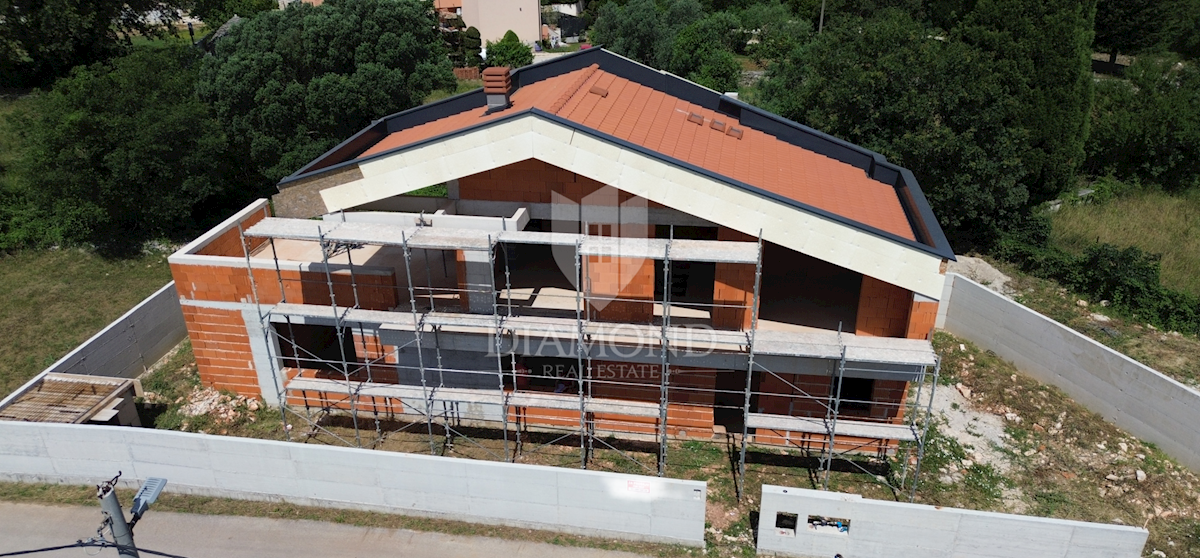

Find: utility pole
93;473;168;558
819;0;826;34
97;474;138;557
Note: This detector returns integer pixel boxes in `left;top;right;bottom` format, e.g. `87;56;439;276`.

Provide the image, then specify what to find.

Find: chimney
483;66;512;112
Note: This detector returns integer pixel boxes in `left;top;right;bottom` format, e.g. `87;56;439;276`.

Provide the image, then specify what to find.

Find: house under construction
167;49;952;497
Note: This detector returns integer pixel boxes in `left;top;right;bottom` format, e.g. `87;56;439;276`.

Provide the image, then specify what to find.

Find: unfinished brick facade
906;300;939;340
183;305;256;394
585;256;655;322
171;147;944;454
855;276;913;337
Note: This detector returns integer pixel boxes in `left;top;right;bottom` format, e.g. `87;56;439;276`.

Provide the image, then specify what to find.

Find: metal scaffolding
236;213;940;499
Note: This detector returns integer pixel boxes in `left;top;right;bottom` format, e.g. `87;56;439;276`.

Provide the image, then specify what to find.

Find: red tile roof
356;64;916;241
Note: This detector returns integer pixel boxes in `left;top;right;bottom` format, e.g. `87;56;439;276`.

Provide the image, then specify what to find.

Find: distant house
433;0;461;16
461;0;539;44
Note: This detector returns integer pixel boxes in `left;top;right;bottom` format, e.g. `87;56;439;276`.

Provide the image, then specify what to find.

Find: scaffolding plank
246;217;759;262
577;237;758;263
842;335;938;366
286;377;661;418
667;239;758;264
271;303;932;366
585;398;661;417
243;218;326;242
270;303;412;326
496;230;576;246
746;412;916;442
578;237;667;260
286;377;506;405
752;331;844;359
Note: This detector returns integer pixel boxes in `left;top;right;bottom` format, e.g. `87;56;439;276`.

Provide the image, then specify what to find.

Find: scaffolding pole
487;235;511;462
573;236;588;469
736;231;765;500
909;357;939;501
821;344;847;490
239;225;291;443
316;225;362;448
400;232;436;456
656;230;674;476
246;217;936;500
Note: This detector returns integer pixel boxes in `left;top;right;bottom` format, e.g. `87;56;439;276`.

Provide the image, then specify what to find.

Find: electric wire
0;540;188;558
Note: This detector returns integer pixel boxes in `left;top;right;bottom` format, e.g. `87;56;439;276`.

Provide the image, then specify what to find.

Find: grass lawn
423;79;483;105
0;94;31;186
0;249;173;396
1050;188;1200;297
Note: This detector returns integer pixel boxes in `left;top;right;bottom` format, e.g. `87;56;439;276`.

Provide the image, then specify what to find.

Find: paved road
0;502;647;558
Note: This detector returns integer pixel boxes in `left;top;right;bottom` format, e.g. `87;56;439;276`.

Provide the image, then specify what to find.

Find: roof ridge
546;63;600;115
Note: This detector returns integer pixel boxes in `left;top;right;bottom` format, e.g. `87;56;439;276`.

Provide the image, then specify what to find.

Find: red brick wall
171;264;397;310
756;373;831;417
753;373;908;452
855;276;911;337
906;300;938;340
870;379;908;421
183;305;258;396
585;256;654;322
711;228;758;330
455;249;470;312
196;206;270;257
459;159;639;204
713;263;755;330
515;363;717;437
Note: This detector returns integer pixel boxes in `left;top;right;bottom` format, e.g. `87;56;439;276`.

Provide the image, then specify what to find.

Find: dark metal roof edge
281;88;489;185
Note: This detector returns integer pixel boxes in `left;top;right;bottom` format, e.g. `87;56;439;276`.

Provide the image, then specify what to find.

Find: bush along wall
995;229;1200;335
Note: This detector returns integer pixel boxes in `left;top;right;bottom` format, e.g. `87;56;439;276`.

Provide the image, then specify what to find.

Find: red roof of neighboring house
358;64;916;241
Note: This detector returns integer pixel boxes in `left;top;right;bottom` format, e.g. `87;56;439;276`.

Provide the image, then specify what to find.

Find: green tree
1085;55;1200;189
0;0;186;87
197;0;456;186
3;47;241;251
956;0;1096;202
485;30;534;68
758;10;1030;246
737;2;812;64
590;0;703;69
669;15;742;91
1169;0;1200;58
189;0;277;26
463;26;483;67
1092;0;1179;63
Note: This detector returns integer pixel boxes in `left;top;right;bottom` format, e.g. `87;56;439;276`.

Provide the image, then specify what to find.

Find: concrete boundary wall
1;282;187;410
0;422;706;546
937;273;1200;472
757;485;1147;558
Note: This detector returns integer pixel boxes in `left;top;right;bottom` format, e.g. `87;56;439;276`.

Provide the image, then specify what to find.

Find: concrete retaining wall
1;282;186;409
937;273;1200;472
0;422;706;546
757;485;1146;558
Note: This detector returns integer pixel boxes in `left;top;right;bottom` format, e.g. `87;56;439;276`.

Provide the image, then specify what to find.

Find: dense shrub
197;0;456;186
996;228;1200;334
3;46;246;252
485;30;534;69
1085;56;1200;191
